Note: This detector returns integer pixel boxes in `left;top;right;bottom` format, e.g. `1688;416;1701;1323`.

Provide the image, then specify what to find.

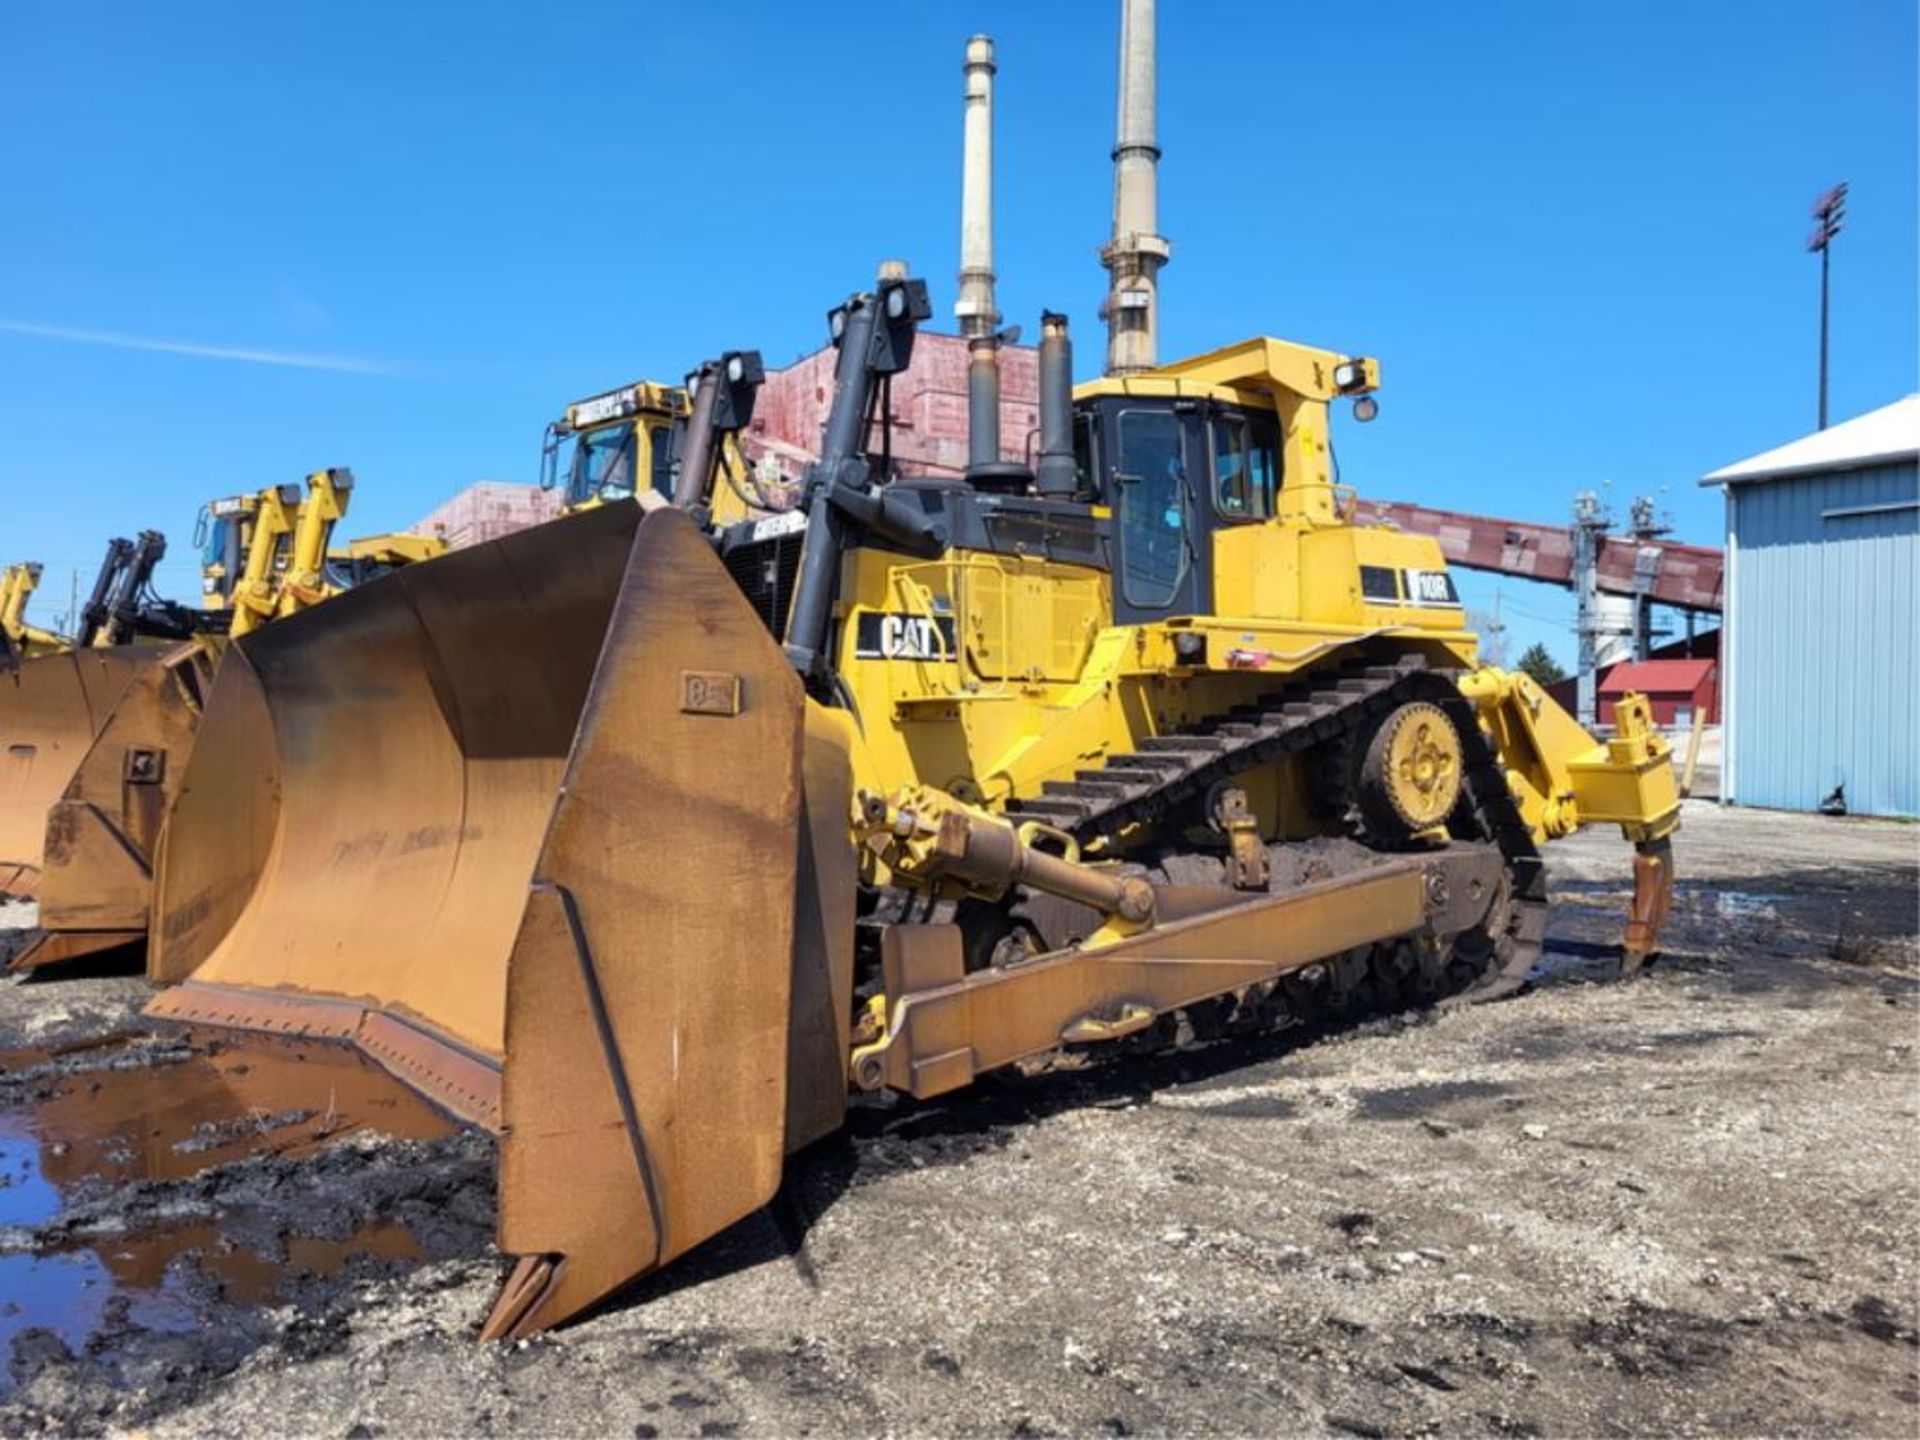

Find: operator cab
717;389;1291;639
1070;395;1281;622
194;499;249;606
547;419;675;507
195;489;293;608
542;382;684;510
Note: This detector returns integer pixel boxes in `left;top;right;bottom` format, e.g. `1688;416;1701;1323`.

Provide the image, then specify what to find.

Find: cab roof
1073;336;1377;409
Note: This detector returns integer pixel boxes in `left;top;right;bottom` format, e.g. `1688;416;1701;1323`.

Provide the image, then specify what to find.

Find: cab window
568;422;636;505
200;516;232;569
1073;412;1100;499
648;423;675;500
1211;413;1278;520
1114;408;1190;609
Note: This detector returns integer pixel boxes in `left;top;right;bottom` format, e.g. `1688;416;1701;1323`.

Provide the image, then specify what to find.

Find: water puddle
2;1028;454;1194
1544;881;1809;968
0;1031;459;1384
1710;890;1783;922
1531;938;1629;980
0;1222;427;1369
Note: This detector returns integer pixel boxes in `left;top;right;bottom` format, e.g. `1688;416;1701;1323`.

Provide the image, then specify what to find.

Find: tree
1515;642;1567;687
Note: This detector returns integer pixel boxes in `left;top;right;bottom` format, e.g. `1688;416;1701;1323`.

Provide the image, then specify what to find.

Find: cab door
1107;402;1209;624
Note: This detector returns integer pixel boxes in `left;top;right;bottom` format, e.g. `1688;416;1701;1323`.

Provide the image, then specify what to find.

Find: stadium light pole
1807;182;1848;431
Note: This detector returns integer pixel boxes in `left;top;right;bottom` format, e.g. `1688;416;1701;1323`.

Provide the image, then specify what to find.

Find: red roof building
1544;630;1719;729
1596;657;1718;727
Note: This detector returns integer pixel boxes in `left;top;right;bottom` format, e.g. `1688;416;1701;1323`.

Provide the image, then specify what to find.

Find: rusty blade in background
146;502;641;1099
485;509;807;1340
0;649;152;899
11;641;216;972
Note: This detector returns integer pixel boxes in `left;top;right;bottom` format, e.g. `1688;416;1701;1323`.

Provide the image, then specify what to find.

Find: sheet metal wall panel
1725;459;1917;817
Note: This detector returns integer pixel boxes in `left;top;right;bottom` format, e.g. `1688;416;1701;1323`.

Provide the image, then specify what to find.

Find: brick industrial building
411;480;563;549
411;332;1045;545
741;331;1041;482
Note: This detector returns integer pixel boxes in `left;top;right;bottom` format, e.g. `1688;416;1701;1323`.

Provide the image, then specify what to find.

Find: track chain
1005;652;1549;1003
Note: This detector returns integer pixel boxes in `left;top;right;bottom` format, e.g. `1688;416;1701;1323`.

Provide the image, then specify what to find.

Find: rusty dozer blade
483;519;808;1340
9;641;216;973
147;502;645;1104
146;504;819;1338
0;648;154;900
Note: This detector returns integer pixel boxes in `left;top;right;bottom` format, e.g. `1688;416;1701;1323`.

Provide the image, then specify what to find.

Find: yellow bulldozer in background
195;473;343;636
1;470;445;969
0;563;67;662
2;527;213;899
543;355;777;521
195;471;443;633
140;271;1679;1340
2;355;762;931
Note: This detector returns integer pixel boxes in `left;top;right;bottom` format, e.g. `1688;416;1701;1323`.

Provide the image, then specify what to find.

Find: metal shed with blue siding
1703;395;1919;818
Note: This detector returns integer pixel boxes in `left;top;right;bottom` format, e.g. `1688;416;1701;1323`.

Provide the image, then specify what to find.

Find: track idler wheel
1356;700;1464;841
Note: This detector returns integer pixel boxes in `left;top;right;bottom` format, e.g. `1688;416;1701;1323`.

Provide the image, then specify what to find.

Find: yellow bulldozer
194;470;441;630
0;561;86;891
543;357;777;521
0;563;67;662
2;528;213;900
139;271;1678;1340
2;471;444;970
193;486;282;620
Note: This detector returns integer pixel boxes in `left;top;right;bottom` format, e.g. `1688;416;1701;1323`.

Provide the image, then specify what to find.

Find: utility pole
1627;494;1669;663
1572;491;1607;730
1808;182;1848;431
1475;587;1509;669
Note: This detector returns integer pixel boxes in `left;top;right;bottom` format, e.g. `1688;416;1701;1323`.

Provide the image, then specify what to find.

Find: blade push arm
849;781;1505;1099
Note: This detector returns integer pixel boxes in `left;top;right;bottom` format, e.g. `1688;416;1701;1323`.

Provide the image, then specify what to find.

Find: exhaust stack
1102;0;1169;376
957;34;1004;477
1035;312;1078;497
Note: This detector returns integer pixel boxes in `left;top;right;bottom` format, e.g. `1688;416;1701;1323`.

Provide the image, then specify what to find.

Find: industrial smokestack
1102;0;1170;376
958;34;1002;475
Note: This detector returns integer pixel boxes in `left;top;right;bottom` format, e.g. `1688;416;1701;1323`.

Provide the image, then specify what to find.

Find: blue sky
2;1;1913;666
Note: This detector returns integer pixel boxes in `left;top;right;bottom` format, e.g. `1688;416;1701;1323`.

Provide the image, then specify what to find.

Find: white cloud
0;318;399;376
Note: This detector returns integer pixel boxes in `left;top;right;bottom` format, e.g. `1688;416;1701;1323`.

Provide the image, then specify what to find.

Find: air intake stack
957;34;1005;479
1101;0;1169;376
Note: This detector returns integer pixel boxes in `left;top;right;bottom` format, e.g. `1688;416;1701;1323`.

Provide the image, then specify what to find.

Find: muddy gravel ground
0;801;1915;1437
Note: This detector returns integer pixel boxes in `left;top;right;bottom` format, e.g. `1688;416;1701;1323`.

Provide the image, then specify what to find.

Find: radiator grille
721;532;805;641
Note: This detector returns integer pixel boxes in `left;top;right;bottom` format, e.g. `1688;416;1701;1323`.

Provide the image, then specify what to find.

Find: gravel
1;799;1915;1437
